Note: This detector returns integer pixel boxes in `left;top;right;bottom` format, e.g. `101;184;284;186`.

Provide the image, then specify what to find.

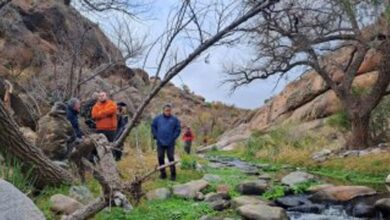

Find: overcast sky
80;1;303;109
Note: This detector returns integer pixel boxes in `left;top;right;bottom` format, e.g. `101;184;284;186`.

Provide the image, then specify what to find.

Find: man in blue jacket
151;104;181;180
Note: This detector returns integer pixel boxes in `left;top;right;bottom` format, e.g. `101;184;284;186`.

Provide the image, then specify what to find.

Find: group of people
36;91;195;181
36;91;128;163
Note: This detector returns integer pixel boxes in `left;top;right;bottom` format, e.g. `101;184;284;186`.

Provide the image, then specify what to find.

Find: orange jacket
91;100;117;131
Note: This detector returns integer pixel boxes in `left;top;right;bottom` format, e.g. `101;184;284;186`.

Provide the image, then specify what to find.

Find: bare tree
224;0;390;149
115;0;279;148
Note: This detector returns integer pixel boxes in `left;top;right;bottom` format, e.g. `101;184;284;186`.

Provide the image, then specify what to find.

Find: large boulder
146;188;171;201
50;194;83;215
237;180;268;195
231;196;269;209
0;179;45;220
173;179;209;199
310;186;376;202
281;171;315;187
237;204;289;220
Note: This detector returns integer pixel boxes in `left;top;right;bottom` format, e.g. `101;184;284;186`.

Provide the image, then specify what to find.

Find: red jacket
182;129;194;142
91;100;117;131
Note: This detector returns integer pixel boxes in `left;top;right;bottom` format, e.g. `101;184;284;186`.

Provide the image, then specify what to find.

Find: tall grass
0;151;36;194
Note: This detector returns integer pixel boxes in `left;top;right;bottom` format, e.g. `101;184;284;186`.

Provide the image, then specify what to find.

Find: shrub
262;185;286;200
327;111;350;129
180;155;197;170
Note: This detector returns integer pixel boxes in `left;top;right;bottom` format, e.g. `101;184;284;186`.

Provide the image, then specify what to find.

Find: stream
204;155;388;220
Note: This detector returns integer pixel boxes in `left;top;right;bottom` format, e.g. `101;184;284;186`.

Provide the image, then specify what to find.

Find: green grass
34;185;71;220
96;197;217;220
0;156;36;194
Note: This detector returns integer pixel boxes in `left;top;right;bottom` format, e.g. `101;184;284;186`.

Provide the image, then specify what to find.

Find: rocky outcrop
213;46;387;150
0;0;147;124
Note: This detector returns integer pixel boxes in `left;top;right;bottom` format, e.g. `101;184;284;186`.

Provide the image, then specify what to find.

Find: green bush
129;121;154;152
180;155;197;170
262;185;286;200
327;111;350;129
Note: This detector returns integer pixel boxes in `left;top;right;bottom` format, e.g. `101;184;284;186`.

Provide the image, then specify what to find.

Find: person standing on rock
66;97;83;139
182;126;195;154
151;104;181;180
92;91;117;142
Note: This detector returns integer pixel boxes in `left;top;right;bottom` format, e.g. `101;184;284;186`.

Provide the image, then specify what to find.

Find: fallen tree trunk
0;100;75;186
66;134;179;219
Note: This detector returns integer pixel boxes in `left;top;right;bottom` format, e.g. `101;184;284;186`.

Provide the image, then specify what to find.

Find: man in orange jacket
91;91;117;142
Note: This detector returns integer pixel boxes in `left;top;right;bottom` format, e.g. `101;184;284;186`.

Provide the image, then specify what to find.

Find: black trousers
184;141;192;154
157;144;176;177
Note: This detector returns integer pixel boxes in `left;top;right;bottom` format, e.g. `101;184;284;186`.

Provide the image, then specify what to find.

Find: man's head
68;97;81;112
162;103;172;117
98;91;108;103
117;102;127;114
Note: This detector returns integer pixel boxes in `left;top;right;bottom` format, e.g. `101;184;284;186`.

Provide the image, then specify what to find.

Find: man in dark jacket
66;97;83;139
113;102;129;161
151;104;181;180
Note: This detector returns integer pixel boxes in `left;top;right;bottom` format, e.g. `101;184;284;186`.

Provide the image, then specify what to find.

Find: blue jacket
66;105;83;138
151;114;181;147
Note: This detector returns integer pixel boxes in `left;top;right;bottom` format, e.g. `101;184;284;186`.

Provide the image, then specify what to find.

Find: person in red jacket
182;126;194;154
91;91;117;142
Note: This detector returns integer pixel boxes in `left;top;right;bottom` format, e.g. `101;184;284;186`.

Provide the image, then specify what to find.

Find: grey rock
50;194;83;215
276;196;311;208
375;198;390;216
204;192;230;203
203;174;221;183
231;196;269;209
0;179;45;220
237;180;268;195
281;171;315;187
146;188;171;201
258;174;272;181
209;199;230;211
69;185;93;204
173;179;209;199
311;149;332;162
238;204;289;220
351;203;376;218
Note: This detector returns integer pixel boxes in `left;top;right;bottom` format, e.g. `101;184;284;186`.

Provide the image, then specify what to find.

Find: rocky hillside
0;0;246;140
0;0;148;128
210;46;389;150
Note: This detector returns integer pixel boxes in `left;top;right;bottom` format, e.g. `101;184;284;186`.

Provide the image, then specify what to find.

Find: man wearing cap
151;104;181;180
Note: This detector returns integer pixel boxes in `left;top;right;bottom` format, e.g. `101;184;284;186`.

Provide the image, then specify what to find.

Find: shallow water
205;155;387;220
